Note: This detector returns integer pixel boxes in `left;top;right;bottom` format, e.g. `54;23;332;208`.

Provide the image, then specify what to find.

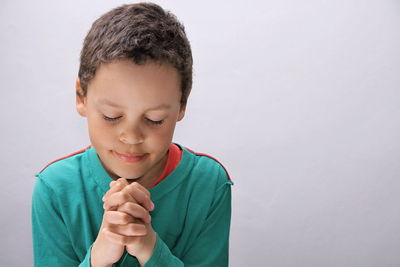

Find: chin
113;169;143;180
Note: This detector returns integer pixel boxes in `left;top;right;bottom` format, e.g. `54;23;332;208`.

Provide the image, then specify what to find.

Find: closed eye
146;118;164;125
103;115;122;122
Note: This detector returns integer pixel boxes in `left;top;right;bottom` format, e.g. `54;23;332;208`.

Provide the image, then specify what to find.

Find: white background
0;0;399;266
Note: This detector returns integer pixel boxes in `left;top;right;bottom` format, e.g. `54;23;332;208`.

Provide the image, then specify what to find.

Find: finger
124;182;154;211
105;223;147;239
112;223;147;237
108;178;129;195
102;227;144;246
131;184;154;210
104;210;136;225
128;181;150;198
103;178;129;202
104;190;136;210
118;202;151;224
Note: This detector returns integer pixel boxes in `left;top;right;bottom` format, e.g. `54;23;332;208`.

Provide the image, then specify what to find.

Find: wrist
91;241;114;267
136;230;157;266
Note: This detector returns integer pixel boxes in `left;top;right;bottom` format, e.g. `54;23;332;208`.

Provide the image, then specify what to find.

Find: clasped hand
100;178;156;264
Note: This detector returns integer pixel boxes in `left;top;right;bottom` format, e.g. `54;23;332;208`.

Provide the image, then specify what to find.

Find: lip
114;151;146;163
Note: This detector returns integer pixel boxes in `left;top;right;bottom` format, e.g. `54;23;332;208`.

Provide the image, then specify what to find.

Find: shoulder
181;145;233;189
35;145;91;190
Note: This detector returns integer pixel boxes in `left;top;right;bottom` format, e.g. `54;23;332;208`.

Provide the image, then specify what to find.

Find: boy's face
76;60;185;184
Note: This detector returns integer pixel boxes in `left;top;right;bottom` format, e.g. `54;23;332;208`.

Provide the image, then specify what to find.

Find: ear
177;104;186;121
75;78;87;117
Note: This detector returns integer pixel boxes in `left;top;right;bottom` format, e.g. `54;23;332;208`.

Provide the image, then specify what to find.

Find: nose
119;123;144;145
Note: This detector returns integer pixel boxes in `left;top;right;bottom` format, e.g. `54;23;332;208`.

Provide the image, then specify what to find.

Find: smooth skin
75;60;186;266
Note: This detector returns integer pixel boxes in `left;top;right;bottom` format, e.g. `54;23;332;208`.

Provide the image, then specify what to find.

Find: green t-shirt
32;143;233;267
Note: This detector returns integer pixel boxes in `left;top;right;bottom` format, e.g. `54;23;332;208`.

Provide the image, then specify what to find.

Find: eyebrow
146;104;172;111
98;99;171;111
98;99;121;108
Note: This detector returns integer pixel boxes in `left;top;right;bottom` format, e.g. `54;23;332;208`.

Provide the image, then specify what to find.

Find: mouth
113;151;147;163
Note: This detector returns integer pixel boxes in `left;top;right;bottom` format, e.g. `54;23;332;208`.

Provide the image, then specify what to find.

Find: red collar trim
38;145;91;173
152;143;182;187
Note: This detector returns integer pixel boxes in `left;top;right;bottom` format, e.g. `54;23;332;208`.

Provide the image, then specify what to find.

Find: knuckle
104;211;113;220
129;182;141;190
129;224;146;235
125;196;138;205
119;213;131;223
121;186;131;194
127;202;140;210
115;178;127;187
116;191;129;201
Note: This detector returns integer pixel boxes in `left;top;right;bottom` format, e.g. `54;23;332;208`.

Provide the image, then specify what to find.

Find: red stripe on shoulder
185;147;232;182
38;145;91;174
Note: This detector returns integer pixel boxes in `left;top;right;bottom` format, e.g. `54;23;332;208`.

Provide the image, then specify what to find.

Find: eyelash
103;115;122;122
102;115;164;125
147;119;164;125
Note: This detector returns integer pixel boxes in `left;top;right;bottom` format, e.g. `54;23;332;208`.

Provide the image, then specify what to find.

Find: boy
31;2;232;267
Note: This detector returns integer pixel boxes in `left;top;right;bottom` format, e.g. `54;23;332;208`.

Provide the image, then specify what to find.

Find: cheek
88;118;115;143
148;122;176;143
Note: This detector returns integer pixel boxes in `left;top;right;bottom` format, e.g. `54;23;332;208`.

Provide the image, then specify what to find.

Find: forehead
88;60;181;108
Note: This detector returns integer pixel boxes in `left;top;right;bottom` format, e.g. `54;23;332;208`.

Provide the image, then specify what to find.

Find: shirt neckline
151;143;182;188
85;143;193;200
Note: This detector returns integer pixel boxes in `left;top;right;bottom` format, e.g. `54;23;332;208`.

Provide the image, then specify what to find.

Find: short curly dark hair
78;2;193;106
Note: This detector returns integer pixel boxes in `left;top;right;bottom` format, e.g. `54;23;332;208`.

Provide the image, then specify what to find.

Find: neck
134;150;169;189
